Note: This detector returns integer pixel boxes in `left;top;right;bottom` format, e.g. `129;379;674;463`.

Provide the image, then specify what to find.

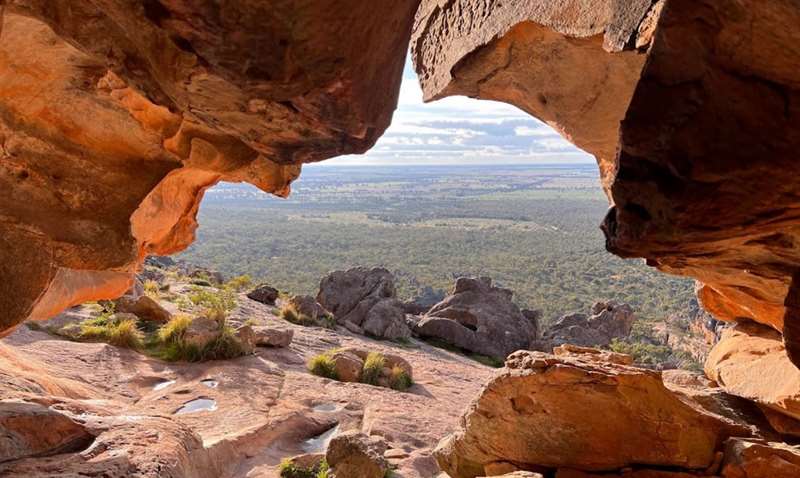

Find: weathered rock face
416;277;537;358
317;267;411;340
412;0;800;362
436;349;758;478
541;301;635;349
326;431;390;478
721;438;800;478
246;284;279;306
0;0;420;333
705;321;800;422
0;401;94;463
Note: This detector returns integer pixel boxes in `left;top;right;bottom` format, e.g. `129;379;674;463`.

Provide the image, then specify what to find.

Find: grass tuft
143;280;160;298
388;365;413;391
307;352;338;380
279;458;330;478
361;352;386;385
79;315;143;350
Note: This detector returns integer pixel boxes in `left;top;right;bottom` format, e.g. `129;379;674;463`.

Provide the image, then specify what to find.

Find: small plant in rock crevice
360;351;386;385
388;364;413;391
278;457;330;478
307;352;338;380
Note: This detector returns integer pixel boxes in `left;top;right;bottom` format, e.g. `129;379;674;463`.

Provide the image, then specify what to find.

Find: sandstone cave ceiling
0;0;799;365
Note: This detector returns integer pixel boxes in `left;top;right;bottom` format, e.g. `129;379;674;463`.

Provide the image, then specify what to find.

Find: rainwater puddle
175;398;217;415
301;424;339;453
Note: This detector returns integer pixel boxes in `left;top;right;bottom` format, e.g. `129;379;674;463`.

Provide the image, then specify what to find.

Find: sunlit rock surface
0;0;419;332
412;0;800;363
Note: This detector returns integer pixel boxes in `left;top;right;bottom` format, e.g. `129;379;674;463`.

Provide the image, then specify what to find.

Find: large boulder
416;277;536;358
317;267;396;319
542;301;635;349
721;438;800;478
246;285;279;305
361;299;412;340
435;350;756;478
0;401;94;462
326;431;389;478
705;321;800;421
316;268;410;339
114;295;171;323
252;327;293;348
183;316;221;350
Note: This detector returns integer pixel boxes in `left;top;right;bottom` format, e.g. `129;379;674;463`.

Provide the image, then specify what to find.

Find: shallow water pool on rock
312;403;339;412
175;398;217;415
153;379;176;391
301;424;339;453
200;379;219;388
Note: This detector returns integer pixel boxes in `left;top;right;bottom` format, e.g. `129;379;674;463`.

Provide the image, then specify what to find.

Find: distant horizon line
303;161;598;168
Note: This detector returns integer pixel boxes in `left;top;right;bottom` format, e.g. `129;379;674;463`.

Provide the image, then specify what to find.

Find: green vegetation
388;365;413;391
280;304;336;329
279;304;312;326
278;458;330;478
226;274;253;292
360;352;385;385
79;315;144;349
179;165;694;327
307;351;338;380
143;280;160;298
189;286;237;315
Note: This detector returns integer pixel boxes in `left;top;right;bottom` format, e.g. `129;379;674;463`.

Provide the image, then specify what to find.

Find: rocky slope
0;268;495;477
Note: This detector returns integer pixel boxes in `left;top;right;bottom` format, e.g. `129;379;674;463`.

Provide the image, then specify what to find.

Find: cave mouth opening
169;71;698;369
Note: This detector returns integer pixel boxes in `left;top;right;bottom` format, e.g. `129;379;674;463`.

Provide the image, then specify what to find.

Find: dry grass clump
279;458;330;478
143;280;160;298
280;304;335;329
388;365;413;391
360;351;386;385
307;352;338;380
79;315;143;349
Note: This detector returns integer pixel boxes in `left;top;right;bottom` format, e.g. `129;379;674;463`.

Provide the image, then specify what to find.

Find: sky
322;57;593;166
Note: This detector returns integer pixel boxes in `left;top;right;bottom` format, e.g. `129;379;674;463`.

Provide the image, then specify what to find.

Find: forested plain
178;164;695;326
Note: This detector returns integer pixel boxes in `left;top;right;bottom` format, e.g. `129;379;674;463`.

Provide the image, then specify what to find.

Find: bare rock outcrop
326;431;390;478
0;0;419;333
247;284;280;306
317;267;411;340
435;349;759;478
0;401;93;463
412;0;800;364
721;438;800;478
705;321;800;422
541;301;635;349
416;277;537;358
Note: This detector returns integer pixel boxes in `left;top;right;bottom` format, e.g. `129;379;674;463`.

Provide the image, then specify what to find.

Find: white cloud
323;57;592;166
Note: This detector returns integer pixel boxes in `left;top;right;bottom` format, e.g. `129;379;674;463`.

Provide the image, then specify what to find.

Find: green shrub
158;314;193;344
361;352;385;385
199;326;246;361
278;458;330;478
308;352;338;380
80;316;143;349
388;365;413;391
189;287;237;313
